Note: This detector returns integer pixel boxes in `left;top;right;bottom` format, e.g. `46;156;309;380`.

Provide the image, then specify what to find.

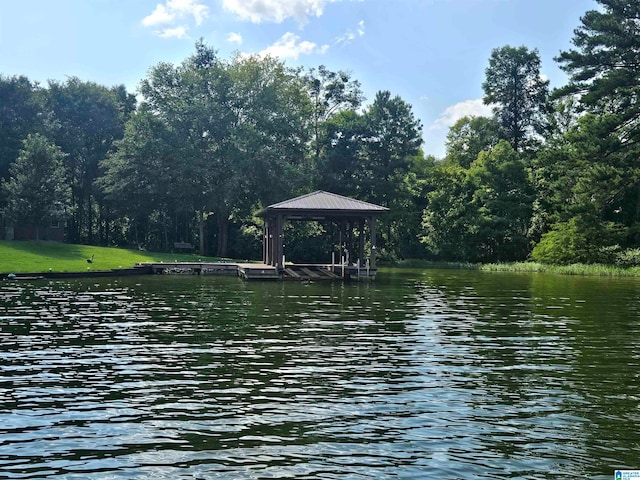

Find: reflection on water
1;270;639;479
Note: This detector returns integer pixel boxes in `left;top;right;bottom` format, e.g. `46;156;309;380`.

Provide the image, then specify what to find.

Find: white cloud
257;32;329;60
227;32;243;45
336;19;365;45
142;4;174;26
158;25;189;39
222;0;335;24
142;0;209;37
336;31;356;44
430;99;494;130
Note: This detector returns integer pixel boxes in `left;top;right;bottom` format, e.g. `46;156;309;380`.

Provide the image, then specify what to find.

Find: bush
614;248;640;268
530;217;623;265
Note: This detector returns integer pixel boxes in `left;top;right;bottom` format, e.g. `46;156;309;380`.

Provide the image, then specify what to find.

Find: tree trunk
198;210;206;256
69;188;80;243
134;221;139;248
98;204;105;245
217;214;229;258
87;195;94;245
72;185;85;243
162;210;168;251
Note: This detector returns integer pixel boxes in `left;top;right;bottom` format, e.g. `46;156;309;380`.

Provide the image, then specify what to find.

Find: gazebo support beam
358;219;365;265
369;216;377;269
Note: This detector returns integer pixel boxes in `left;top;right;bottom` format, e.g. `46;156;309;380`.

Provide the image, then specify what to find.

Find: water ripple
0;273;638;478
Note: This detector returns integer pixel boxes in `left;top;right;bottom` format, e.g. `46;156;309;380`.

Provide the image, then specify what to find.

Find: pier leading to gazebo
257;191;389;279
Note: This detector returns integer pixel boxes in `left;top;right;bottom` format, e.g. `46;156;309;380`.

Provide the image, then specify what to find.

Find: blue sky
0;0;596;158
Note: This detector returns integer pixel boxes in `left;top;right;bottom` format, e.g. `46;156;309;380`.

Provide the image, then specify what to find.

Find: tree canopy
483;45;549;153
1;134;70;239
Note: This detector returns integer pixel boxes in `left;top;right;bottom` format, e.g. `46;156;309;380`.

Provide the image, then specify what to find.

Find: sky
0;0;597;158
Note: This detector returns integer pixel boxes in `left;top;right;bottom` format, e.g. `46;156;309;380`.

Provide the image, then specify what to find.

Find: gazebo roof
258;191;388;218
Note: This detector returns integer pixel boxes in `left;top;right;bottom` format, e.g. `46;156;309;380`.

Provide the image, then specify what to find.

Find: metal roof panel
261;191;389;214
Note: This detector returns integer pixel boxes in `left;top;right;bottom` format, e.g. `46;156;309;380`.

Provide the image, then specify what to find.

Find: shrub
614;248;640;268
530;217;622;265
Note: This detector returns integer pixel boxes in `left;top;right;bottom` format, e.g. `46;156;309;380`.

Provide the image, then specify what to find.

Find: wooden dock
135;261;377;281
136;262;279;280
237;263;281;280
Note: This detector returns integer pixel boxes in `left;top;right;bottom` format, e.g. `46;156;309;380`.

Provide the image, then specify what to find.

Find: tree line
1;0;639;266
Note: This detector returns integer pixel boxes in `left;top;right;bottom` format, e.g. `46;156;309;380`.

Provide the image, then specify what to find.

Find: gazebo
257;191;388;277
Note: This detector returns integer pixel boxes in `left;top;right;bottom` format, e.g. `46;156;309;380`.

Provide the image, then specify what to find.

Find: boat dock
135;262;376;281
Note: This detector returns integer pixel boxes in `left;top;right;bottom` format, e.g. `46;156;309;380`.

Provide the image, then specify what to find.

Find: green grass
387;258;640;277
383;259;481;270
5;241;640;277
0;240;228;274
480;261;640;276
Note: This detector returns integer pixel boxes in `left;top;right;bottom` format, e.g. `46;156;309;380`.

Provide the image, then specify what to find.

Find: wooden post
263;221;268;264
338;220;343;264
276;214;284;271
270;218;274;266
358;219;365;265
369;216;377;269
265;217;276;266
347;219;353;264
272;217;277;266
271;216;276;268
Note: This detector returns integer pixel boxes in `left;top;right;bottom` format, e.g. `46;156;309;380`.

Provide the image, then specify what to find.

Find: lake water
0;269;639;479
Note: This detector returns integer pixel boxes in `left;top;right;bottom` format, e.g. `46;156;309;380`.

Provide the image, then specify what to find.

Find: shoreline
2;265;152;281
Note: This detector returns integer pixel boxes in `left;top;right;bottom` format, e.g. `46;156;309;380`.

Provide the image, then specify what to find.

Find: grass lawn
0;240;230;274
5;240;639;277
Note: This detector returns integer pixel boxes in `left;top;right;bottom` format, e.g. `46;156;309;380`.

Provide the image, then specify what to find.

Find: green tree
140;41;234;255
556;0;640;146
397;153;436;258
421;163;476;261
45;78;135;244
316;90;423;260
0;75;44;180
467;140;534;261
315;109;367;196
529;97;581;245
312;91;422;259
445;116;501;168
359;90;423;206
99;106;187;249
549;0;640;263
531;113;640;263
529;142;577;241
218;53;310;256
132;42;310;257
317;90;423;207
422;141;533;262
304;65;364;175
1;134;70;239
483;45;550;152
363;91;423;259
531;215;624;265
541;97;581;146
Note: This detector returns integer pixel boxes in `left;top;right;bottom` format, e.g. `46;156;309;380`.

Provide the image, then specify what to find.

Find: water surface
1;269;639;479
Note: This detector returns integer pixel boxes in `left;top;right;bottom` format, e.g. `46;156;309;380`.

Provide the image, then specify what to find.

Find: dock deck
136;262;279;279
135;262;376;281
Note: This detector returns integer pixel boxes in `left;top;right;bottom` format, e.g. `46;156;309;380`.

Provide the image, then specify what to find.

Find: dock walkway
136;262;280;280
136;262;377;281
